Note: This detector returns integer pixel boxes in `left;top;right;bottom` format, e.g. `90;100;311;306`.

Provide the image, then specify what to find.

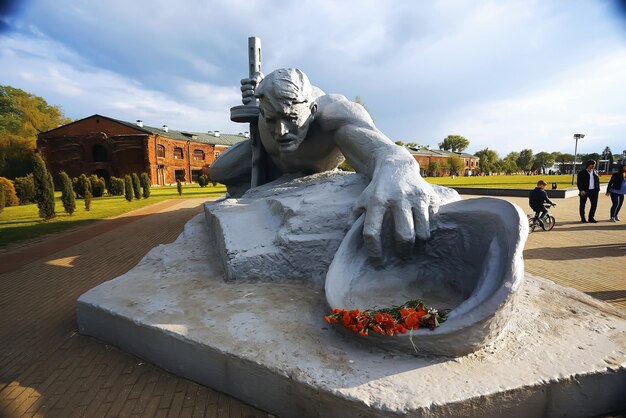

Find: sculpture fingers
412;200;431;241
392;203;415;258
363;204;385;262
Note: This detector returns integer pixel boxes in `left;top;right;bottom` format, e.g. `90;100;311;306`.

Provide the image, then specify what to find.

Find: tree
140;172;151;198
516;149;534;173
405;142;417;148
438;135;469;152
176;179;183;196
338;160;355;172
532;152;555;174
555;152;574;165
0;182;4;214
74;174;90;199
474;148;499;175
89;175;105;197
447;155;464;176
502;152;520;174
124;175;133;202
84;188;92;211
13;174;35;204
32;154;55;220
131;173;141;200
394;140;404;146
59;171;75;215
427;161;440;177
0;86;71;179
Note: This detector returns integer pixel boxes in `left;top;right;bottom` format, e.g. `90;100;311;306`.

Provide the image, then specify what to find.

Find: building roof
40;114;248;147
108;116;248;146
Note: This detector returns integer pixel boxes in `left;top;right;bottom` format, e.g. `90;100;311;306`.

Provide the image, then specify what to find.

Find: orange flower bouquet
325;299;447;338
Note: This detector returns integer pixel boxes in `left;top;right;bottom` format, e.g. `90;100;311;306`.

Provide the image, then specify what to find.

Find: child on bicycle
529;180;555;220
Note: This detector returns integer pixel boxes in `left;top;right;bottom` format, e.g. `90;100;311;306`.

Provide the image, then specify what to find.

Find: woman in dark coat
606;164;626;222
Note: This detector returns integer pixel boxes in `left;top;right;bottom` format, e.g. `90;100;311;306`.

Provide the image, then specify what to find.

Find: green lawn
426;174;609;189
0;183;226;248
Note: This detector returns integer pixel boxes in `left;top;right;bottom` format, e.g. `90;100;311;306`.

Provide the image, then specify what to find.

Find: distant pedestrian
577;159;600;223
606;164;626;222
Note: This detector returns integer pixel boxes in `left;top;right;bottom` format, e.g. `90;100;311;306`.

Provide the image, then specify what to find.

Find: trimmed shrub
176;179;182;196
14;174;35;204
84;189;92;211
198;174;208;187
32;154;55;220
140;172;151;198
108;176;125;196
124;175;133;202
131;173;141;199
0;177;20;206
59;171;76;215
89;175;106;198
74;174;91;199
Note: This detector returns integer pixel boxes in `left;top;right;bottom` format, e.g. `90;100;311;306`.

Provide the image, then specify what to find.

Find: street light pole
571;133;585;185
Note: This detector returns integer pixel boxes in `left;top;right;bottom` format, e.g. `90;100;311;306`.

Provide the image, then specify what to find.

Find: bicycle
528;203;556;233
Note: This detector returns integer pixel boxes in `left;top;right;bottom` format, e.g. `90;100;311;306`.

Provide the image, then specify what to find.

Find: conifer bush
108;176;125;196
89;175;106;197
14;174;35;204
176;179;182;196
33;154;55;220
131;173;141;199
74;174;91;199
124;175;133;202
59;171;76;215
198;175;208;187
140;172;150;198
84;189;92;211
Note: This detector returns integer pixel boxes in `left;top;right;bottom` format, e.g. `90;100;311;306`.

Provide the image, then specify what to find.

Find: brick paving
0;192;624;418
464;194;625;311
0;198;267;417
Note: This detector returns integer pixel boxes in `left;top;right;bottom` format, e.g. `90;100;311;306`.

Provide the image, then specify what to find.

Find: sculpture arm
320;96;440;262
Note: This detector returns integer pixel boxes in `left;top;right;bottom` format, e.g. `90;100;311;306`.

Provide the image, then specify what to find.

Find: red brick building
37;114;247;185
407;146;480;176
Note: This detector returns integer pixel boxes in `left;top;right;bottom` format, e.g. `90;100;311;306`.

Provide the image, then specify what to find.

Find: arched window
193;150;205;161
174;147;184;159
93;144;108;162
157;145;165;158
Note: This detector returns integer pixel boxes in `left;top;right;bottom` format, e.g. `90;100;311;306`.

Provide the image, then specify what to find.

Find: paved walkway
0;198;267;417
0;194;624;417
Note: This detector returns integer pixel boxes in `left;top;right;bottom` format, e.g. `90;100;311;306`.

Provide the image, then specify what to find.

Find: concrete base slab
77;214;626;418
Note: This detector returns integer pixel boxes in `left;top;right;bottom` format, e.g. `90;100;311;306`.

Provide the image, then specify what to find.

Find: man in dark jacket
529;180;555;221
576;159;600;223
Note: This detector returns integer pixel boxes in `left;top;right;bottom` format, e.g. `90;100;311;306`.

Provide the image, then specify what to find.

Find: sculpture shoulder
315;94;375;132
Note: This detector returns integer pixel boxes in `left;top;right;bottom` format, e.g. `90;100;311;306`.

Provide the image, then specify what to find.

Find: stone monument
77;37;626;417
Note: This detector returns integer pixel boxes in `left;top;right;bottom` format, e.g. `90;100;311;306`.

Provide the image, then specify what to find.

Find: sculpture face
260;101;315;153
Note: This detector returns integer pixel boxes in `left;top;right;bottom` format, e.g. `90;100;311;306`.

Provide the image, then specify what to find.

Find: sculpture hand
240;72;264;105
350;160;439;263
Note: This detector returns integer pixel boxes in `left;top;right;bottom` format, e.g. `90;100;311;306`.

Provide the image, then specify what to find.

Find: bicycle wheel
528;216;537;233
542;215;555;231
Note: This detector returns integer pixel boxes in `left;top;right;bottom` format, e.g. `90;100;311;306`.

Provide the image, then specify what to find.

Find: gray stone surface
77;213;626;418
205;172;526;355
204;171;460;289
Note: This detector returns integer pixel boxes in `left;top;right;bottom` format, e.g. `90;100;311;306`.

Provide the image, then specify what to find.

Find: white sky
1;0;625;157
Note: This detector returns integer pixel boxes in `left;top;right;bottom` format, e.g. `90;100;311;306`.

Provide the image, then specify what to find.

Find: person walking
577;159;600;223
606;164;626;222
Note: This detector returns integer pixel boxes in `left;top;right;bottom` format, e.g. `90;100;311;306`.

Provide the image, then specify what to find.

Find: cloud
1;0;625;156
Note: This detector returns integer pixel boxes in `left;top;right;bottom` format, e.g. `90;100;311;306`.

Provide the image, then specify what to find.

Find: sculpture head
255;68;317;153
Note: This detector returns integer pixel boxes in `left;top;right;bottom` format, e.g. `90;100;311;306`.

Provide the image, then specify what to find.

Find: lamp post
571;133;585;185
